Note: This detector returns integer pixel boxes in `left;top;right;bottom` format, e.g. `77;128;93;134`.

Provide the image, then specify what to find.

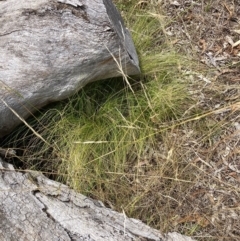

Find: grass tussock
5;0;184;205
2;0;191;233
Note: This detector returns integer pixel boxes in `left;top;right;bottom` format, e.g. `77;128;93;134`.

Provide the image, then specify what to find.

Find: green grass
8;1;188;191
3;1;239;240
2;0;196;236
50;8;185;191
47;73;186;189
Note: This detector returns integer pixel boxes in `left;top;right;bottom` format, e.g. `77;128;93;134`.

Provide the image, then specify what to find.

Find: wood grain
0;0;140;138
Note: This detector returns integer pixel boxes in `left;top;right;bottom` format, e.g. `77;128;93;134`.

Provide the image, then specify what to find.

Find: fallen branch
0;157;196;241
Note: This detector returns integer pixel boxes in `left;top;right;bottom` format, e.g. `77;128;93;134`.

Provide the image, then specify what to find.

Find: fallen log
0;157;196;241
0;0;140;138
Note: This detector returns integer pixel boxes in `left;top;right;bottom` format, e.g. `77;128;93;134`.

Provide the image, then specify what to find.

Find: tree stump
0;0;140;138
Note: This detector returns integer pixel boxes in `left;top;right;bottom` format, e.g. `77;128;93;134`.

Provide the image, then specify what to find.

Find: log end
103;0;140;75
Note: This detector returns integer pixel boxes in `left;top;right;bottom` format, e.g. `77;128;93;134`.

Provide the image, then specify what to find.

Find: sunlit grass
18;1;189;195
2;0;202;237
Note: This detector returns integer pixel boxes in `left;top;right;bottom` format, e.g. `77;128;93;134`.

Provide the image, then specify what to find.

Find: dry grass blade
105;45;135;93
1;98;51;147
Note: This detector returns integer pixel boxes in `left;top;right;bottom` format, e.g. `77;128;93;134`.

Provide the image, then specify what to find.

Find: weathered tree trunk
0;157;196;241
0;0;140;138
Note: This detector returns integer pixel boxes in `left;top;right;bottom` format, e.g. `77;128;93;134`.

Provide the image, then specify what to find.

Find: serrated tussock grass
2;0;202;237
39;4;188;194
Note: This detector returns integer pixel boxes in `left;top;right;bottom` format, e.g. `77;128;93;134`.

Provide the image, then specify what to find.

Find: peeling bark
0;158;196;241
0;0;140;138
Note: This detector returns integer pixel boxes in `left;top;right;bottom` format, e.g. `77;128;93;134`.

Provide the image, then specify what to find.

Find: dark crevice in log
56;2;89;21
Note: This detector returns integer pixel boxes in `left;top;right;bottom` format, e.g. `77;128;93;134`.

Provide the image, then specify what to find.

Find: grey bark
0;157;196;241
0;0;140;138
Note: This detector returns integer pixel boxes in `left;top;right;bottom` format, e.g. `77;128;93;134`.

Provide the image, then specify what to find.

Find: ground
116;0;239;240
134;0;240;239
1;0;239;240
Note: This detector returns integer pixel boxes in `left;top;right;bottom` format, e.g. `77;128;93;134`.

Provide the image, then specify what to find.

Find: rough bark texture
0;157;196;241
0;0;140;138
